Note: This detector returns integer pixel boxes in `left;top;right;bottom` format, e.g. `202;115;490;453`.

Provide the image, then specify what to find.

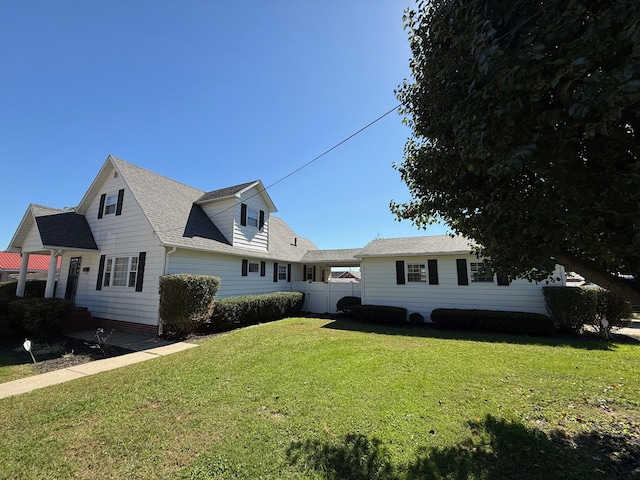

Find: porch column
16;253;30;297
44;250;59;298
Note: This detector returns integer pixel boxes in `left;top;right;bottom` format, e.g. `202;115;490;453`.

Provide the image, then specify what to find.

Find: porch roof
8;204;98;253
300;248;361;266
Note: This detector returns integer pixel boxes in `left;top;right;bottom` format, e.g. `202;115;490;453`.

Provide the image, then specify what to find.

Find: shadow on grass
287;415;639;480
321;318;638;351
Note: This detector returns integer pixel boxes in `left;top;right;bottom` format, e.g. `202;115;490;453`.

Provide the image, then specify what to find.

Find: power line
213;104;401;217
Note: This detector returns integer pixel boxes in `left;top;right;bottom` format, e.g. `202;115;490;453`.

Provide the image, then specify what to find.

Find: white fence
292;281;362;314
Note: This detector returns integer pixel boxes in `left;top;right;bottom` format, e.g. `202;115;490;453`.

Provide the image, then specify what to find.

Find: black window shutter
303;265;307;280
497;274;510;286
312;266;316;282
428;259;439;285
115;189;125;216
287;264;291;282
241;259;248;276
259;210;265;230
98;194;106;219
395;260;405;285
273;262;279;282
456;259;469;285
96;255;106;290
260;261;266;277
240;203;247;226
135;252;146;292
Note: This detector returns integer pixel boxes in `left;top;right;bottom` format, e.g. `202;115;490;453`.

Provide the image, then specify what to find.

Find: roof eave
356;250;475;259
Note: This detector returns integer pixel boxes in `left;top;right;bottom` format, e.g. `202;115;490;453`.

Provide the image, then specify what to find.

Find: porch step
63;307;98;334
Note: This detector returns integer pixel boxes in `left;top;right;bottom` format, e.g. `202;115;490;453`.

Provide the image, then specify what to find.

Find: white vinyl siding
61;166;164;326
200;197;235;245
166;249;292;298
233;186;269;251
361;255;564;318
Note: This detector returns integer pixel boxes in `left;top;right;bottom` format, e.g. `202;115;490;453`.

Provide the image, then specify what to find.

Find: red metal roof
0;252;61;271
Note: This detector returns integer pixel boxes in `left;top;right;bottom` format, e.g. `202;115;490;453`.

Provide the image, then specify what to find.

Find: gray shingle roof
356;235;476;257
301;248;361;264
110;156;317;261
35;211;99;250
196;181;259;203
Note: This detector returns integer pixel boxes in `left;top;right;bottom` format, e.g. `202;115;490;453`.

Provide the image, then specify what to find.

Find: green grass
1;318;639;479
0;342;35;383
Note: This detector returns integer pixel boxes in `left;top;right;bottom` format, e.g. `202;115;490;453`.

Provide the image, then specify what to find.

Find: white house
7;156;564;334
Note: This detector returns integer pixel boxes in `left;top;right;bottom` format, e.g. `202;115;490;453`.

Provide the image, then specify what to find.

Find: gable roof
75;156;316;261
8;204;98;252
0;251;61;271
196;179;277;212
356;235;476;258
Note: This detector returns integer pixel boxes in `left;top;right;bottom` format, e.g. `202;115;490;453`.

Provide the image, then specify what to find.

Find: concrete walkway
0;331;197;399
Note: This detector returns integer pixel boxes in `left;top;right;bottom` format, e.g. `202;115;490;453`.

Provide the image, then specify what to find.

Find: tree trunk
553;251;640;307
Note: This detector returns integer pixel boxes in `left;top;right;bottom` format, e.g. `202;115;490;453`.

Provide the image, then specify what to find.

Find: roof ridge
109;155;205;195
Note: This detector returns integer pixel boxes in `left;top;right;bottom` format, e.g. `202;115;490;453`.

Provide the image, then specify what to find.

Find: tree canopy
393;0;640;303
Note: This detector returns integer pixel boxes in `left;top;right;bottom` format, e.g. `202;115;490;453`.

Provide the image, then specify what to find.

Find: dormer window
104;193;118;215
247;208;259;228
240;203;265;229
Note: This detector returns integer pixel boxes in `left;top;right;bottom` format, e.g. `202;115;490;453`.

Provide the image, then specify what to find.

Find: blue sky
1;1;450;251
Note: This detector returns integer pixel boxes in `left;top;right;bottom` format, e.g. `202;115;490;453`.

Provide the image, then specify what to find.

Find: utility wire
212;104;401;217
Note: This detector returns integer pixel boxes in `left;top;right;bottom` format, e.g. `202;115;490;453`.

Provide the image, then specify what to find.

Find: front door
65;257;81;302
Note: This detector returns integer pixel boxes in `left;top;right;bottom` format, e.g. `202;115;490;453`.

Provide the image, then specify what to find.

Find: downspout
158;246;177;336
163;246;177;274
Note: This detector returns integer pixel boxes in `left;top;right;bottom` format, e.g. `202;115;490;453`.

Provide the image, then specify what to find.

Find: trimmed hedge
0;280;46;299
336;296;361;315
350;305;408;325
159;274;221;337
430;308;556;336
8;298;75;339
211;292;304;328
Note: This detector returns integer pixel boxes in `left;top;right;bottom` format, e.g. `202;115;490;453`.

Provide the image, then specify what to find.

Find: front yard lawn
0;317;639;479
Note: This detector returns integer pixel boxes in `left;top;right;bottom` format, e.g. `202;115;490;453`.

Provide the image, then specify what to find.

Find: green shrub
349;305;407;325
336;296;361;315
586;286;633;334
543;286;595;333
0;314;21;340
24;280;47;297
430;308;555;336
0;280;47;298
0;281;17;298
211;292;304;328
409;312;424;324
543;286;633;335
159;274;221;338
8;298;75;339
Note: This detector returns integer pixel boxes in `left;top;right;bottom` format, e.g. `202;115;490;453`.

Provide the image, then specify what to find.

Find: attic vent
113;171;119;178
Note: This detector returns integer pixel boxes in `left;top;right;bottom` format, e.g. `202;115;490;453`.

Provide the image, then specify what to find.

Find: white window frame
103;255;138;288
248;262;259;273
278;265;287;280
305;266;314;281
104;193;118;215
247;208;259;228
470;261;493;283
407;263;426;282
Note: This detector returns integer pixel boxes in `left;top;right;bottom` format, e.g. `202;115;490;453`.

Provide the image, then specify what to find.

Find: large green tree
393;0;640;304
